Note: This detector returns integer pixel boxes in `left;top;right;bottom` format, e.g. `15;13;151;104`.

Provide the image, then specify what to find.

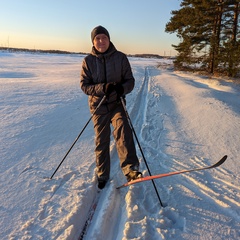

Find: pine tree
220;0;240;77
165;0;240;77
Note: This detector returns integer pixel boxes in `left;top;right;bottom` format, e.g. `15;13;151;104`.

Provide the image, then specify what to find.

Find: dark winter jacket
80;43;135;114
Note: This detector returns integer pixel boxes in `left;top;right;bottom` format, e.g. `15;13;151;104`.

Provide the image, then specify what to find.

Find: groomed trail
1;53;239;240
78;63;240;240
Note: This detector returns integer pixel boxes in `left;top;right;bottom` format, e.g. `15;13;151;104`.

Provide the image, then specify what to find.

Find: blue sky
0;0;181;55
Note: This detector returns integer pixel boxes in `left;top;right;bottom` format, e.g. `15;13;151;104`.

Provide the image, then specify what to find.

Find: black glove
114;83;124;97
104;83;115;96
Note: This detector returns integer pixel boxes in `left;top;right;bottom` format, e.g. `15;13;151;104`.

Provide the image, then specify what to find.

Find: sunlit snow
1;51;240;240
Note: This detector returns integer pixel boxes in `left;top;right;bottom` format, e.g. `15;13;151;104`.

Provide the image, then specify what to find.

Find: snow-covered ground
1;51;240;240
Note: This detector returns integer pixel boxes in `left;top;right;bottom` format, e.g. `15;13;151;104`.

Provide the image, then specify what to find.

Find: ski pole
120;97;164;207
50;95;107;179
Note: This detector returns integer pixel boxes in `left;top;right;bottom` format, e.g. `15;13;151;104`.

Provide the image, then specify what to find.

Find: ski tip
222;155;228;162
215;155;227;167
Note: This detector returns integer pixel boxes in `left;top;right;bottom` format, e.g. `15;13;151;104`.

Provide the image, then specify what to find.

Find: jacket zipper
103;56;107;83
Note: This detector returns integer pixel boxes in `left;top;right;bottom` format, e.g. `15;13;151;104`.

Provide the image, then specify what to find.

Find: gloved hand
103;83;115;96
114;83;124;97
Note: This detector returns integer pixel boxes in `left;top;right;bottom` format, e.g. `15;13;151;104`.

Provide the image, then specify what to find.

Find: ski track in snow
1;52;240;239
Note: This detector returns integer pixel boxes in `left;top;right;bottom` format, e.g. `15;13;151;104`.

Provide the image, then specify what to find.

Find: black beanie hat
91;26;110;43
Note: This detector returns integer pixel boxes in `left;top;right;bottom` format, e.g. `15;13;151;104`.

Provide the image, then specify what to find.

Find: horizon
0;0;181;56
0;46;175;57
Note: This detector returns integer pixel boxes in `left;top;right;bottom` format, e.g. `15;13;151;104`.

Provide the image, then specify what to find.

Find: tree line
166;0;240;77
0;47;86;55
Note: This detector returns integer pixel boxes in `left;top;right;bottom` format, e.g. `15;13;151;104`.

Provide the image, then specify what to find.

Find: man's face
93;34;110;53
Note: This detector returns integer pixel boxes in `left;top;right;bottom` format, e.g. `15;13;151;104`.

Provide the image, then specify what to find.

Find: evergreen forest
166;0;240;77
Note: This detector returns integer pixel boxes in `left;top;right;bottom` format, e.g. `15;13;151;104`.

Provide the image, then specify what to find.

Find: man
80;26;142;189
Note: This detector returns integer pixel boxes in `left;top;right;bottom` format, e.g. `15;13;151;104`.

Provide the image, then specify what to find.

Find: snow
1;51;240;240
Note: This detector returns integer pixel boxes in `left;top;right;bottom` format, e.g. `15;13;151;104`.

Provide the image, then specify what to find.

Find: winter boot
98;179;107;189
126;171;142;182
